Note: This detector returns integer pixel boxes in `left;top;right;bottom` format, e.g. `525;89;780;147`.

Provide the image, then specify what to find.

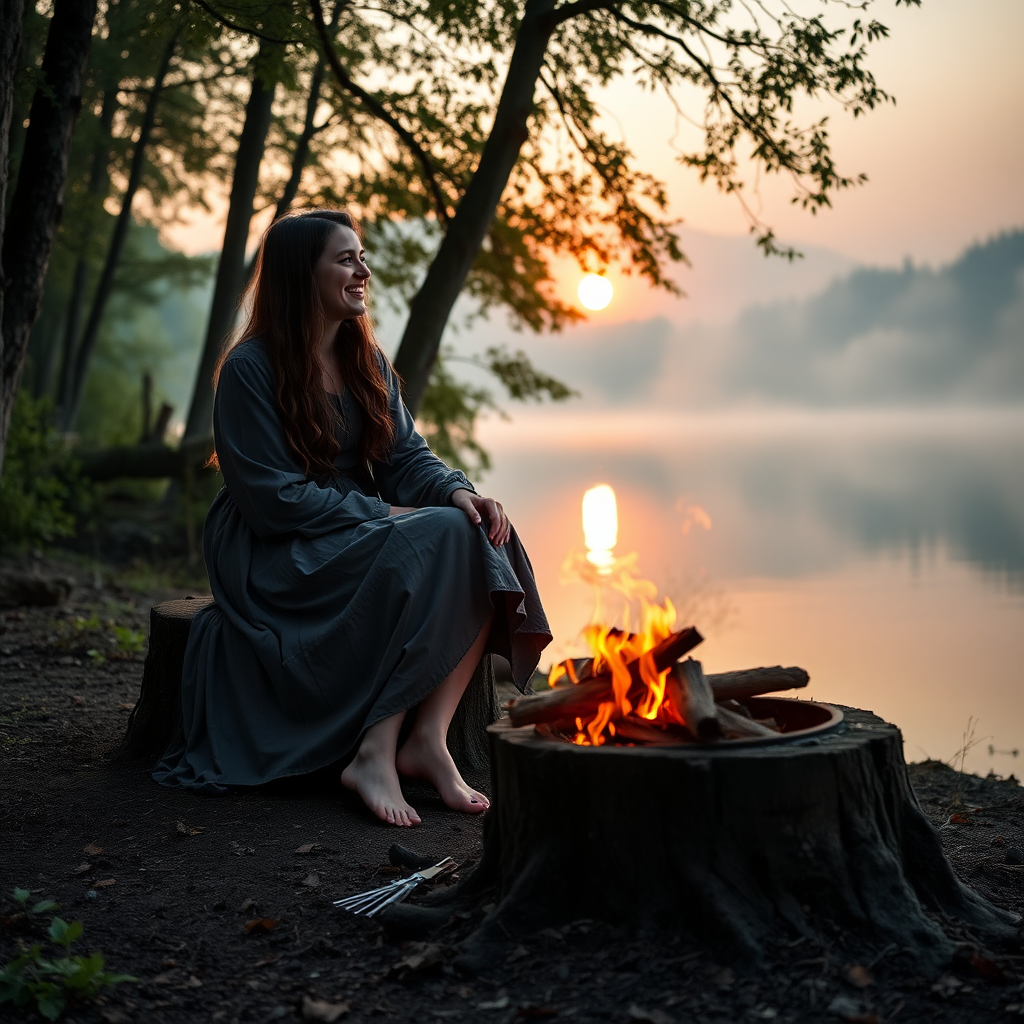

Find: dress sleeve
214;347;390;539
371;358;476;508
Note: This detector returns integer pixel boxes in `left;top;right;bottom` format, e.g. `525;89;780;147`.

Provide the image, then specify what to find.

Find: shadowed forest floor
1;554;1022;1024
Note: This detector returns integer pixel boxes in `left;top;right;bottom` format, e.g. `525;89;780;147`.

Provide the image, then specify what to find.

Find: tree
298;0;917;413
1;0;97;475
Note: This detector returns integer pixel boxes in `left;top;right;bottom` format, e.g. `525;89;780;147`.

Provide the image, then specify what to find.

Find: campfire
508;484;835;747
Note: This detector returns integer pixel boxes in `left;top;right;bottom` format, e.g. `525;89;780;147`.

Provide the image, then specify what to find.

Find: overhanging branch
309;0;451;225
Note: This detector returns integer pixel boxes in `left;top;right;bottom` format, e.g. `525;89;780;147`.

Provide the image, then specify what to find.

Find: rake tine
365;881;418;917
333;877;407;909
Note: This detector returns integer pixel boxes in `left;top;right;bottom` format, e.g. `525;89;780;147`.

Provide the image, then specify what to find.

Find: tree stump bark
118;597;502;772
384;710;1019;971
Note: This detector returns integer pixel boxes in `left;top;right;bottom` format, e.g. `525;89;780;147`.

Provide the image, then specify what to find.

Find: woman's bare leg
341;710;421;827
396;614;493;813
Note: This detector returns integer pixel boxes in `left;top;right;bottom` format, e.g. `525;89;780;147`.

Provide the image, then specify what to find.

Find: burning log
669;659;721;740
709;666;809;701
507;626;704;727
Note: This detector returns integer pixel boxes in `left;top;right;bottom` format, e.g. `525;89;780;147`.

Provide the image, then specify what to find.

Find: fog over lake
449;229;1024;777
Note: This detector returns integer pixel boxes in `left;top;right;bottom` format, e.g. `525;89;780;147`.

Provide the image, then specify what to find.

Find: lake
478;407;1024;776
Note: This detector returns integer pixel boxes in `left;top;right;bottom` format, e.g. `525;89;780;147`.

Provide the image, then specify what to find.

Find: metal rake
333;857;456;917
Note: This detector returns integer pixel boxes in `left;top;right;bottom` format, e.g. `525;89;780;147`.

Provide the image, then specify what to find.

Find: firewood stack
507;625;811;745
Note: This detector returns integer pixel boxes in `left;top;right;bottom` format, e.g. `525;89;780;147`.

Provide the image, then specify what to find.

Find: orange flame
567;595;677;745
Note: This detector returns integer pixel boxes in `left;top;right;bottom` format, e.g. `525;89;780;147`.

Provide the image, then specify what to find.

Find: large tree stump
118;597;502;771
384;710;1019;971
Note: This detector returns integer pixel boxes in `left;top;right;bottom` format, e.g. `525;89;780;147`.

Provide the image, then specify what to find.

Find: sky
166;0;1024;303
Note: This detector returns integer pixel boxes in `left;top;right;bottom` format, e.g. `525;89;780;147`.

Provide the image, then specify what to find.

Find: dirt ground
1;554;1022;1024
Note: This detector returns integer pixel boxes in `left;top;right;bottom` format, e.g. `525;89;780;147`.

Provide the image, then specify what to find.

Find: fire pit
386;627;1017;971
385;487;1017;968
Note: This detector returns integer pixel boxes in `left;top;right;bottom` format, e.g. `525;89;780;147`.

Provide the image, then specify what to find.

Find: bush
0;394;91;551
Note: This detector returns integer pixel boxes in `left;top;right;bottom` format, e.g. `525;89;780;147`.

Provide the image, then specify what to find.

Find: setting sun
578;273;613;311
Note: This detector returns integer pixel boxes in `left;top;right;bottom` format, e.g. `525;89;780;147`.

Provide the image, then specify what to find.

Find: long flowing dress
154;338;552;793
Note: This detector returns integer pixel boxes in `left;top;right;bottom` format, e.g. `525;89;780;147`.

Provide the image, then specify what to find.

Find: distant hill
504;229;1024;409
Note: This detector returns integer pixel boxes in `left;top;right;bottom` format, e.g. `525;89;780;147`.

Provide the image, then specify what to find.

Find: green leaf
31;900;59;915
11;888;30;905
36;984;65;1021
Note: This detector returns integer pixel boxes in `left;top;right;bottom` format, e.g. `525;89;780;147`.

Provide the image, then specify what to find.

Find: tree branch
189;0;301;45
309;0;451;224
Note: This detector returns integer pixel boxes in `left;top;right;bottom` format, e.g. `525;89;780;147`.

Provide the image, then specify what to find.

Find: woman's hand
387;505;417;516
450;488;511;547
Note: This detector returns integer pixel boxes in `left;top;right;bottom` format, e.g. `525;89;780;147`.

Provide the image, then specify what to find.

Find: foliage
52;610;146;664
0;394;91;552
419;343;579;475
0;897;136;1022
418;356;499;477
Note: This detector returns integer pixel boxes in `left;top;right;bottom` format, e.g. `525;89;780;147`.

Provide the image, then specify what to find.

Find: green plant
1;892;135;1020
10;889;58;920
112;625;145;654
0;394;92;551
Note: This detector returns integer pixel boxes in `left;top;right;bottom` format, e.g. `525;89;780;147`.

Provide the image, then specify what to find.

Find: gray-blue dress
154;339;551;792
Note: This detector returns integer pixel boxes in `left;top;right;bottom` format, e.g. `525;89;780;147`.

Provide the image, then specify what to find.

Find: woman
154;210;552;826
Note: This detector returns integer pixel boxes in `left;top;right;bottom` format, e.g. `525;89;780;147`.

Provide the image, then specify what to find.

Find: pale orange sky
165;0;1024;277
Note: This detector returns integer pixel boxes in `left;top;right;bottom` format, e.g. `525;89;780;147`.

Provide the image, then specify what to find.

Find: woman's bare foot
396;735;489;814
342;751;421;827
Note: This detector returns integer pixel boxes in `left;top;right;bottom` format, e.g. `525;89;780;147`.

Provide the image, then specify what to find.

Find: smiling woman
154;210;552;825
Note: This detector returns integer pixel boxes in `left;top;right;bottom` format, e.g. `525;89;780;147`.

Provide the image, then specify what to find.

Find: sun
578;273;613;311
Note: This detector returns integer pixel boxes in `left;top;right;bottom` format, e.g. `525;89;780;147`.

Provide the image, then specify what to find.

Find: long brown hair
214;210;396;479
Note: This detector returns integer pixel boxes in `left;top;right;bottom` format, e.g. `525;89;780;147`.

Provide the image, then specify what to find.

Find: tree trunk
240;58;325;291
51;80;117;412
76;434;213;481
0;0;96;474
382;712;1019;973
0;0;26;319
392;0;558;414
183;51;278;442
0;0;27;231
60;33;176;431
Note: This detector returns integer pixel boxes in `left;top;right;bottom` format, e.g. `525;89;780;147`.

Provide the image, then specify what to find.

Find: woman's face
313;224;371;321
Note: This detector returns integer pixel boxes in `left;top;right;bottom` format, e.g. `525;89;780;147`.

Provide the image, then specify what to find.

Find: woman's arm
215;345;390;538
371;359;476;509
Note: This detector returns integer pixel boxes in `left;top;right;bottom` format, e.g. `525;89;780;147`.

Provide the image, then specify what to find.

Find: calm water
478;409;1024;776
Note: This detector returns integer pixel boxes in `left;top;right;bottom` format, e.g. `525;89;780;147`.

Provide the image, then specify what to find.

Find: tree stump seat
382;711;1020;971
119;597;502;771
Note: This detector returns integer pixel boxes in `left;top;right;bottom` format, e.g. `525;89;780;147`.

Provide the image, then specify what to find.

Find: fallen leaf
389;942;446;977
295;843;321;855
180;975;202;988
628;1006;675;1024
969;952;1013;983
301;995;350;1022
244;918;281;935
161;959;177;969
506;945;529;963
83;843;103;855
151;972;176;986
843;964;874;988
175;821;205;836
477;996;510;1010
71;862;94;876
240;898;258;913
92;878;116;888
117;702;135;711
301;873;320;888
948;812;973;825
254;956;279;968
